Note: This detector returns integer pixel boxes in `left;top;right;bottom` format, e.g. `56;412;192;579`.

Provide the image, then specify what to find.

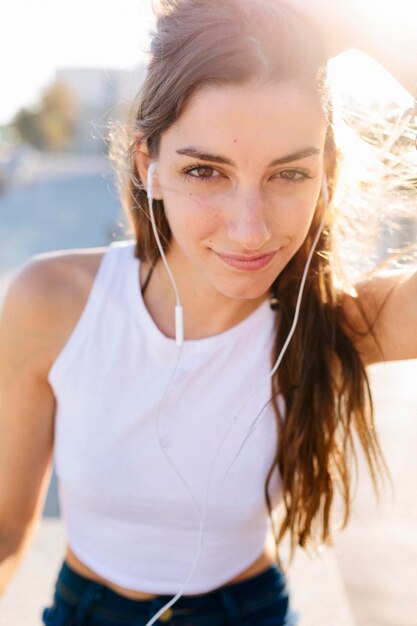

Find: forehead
160;81;327;161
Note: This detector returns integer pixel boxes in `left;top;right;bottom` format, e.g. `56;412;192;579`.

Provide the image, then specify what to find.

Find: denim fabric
42;561;299;626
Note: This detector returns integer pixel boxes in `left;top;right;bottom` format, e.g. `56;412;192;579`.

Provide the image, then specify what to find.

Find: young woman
0;1;416;624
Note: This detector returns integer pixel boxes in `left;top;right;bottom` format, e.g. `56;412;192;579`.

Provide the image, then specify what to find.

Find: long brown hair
111;0;385;557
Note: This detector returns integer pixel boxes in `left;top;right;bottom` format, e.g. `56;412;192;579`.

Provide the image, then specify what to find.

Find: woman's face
148;81;327;303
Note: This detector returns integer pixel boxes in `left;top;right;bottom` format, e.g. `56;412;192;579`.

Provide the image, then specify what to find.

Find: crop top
48;240;282;595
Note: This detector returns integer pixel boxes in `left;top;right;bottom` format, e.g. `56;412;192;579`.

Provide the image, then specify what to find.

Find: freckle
233;138;237;143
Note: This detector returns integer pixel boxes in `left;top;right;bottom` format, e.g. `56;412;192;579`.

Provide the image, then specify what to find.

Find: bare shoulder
1;246;108;377
341;269;417;365
0;248;109;538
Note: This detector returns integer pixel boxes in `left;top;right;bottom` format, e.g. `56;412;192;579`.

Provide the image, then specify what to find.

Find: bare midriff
65;545;276;601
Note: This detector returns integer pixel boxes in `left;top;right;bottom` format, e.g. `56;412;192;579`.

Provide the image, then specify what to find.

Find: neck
140;258;267;340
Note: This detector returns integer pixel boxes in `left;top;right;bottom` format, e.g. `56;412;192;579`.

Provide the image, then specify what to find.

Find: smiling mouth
213;250;278;271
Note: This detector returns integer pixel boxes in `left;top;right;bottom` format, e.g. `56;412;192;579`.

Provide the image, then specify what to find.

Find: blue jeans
42;561;299;625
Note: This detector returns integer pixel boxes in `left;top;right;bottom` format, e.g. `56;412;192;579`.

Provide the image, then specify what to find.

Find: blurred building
56;66;145;152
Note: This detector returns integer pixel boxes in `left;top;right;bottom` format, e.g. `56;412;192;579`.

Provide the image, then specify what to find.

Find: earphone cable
144;171;329;625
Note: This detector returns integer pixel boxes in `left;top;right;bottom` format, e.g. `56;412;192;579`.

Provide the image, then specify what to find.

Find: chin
214;278;274;302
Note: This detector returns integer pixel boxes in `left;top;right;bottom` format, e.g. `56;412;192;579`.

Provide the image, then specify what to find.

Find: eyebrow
175;146;321;167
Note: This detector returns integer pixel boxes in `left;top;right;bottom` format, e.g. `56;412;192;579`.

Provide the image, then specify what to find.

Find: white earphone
147;162;184;346
143;166;329;626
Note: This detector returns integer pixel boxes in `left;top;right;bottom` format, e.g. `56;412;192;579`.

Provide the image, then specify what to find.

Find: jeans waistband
56;560;288;615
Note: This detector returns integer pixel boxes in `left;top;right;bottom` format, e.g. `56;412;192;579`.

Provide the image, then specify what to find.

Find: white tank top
49;240;282;595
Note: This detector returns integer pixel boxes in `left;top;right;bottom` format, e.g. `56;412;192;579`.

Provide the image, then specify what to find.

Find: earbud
147;161;157;202
146;162;184;347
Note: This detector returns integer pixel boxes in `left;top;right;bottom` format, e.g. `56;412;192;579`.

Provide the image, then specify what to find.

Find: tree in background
12;82;76;151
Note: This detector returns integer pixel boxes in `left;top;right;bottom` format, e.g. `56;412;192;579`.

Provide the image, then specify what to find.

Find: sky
1;0;413;126
1;0;155;125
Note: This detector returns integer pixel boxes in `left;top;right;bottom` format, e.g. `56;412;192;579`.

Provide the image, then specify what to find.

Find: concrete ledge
1;520;355;625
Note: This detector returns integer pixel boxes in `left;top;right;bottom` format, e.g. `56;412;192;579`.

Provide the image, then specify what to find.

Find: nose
227;187;272;250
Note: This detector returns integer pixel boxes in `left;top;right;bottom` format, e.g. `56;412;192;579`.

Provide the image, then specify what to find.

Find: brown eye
273;169;312;183
184;164;223;183
280;170;299;180
190;166;215;178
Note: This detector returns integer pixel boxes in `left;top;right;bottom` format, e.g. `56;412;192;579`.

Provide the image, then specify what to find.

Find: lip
213;250;278;271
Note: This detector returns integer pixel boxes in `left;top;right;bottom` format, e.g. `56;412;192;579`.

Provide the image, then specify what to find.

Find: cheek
271;195;317;236
274;180;322;228
164;196;224;247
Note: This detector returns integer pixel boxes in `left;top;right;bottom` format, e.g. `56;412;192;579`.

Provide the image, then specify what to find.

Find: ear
134;134;163;200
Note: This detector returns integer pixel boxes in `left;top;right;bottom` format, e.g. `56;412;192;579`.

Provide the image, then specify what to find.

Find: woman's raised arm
276;1;417;364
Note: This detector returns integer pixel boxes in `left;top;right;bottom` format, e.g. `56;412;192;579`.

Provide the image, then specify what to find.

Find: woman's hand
277;0;417;94
276;0;362;58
